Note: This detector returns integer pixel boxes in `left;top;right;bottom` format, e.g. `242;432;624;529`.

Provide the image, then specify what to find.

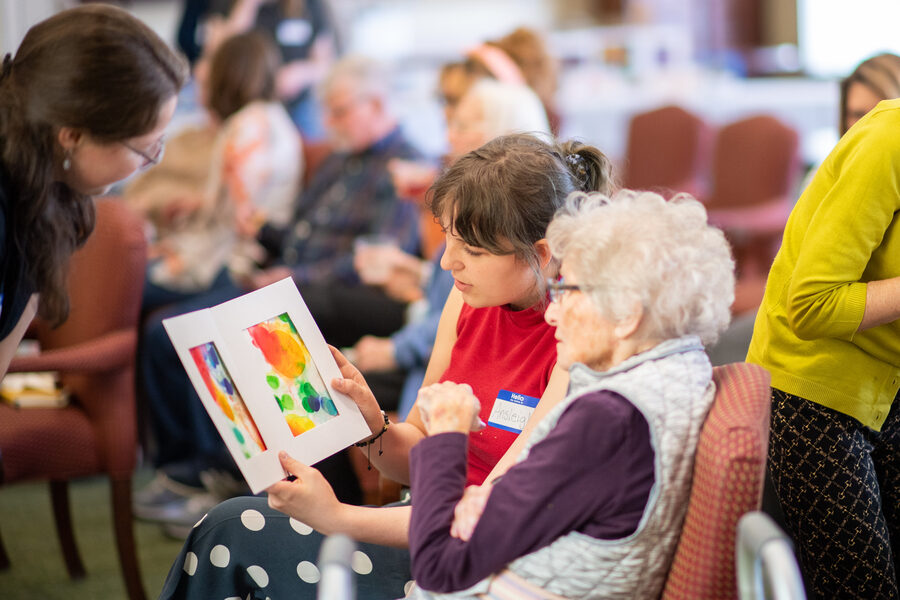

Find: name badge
487;389;539;434
276;19;313;46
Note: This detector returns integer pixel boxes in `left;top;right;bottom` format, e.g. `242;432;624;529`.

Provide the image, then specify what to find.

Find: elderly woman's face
544;262;619;372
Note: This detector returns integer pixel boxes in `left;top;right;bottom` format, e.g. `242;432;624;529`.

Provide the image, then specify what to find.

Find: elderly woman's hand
416;381;486;435
450;483;492;541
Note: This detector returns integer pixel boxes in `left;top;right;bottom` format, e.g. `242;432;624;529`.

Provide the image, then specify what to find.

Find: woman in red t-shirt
160;133;614;600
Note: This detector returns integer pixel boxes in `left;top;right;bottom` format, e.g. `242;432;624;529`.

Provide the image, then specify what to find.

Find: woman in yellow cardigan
747;98;900;599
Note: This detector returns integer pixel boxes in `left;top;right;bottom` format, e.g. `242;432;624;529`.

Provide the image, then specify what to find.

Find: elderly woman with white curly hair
406;189;735;600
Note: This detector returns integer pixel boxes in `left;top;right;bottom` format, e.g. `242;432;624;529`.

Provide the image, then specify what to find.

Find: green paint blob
232;427;245;444
266;374;280;389
281;393;294;410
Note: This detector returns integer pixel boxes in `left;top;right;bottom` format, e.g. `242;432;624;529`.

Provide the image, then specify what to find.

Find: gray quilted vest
411;336;714;600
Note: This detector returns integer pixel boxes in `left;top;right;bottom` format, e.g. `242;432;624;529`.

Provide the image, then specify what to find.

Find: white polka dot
351;550;373;575
183;552;198;576
289;518;313;535
240;509;266;532
209;544;230;568
404;580;416;595
193;513;207;529
247;565;269;587
296;560;320;583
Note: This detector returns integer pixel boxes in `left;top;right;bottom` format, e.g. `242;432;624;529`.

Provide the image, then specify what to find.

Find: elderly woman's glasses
121;136;165;169
547;277;585;303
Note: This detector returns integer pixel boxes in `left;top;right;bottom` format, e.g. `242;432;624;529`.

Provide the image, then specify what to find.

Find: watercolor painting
189;342;266;458
245;312;339;436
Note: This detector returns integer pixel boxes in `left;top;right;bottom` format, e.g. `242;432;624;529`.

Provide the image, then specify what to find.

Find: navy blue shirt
0;164;32;341
408;390;655;593
258;127;422;285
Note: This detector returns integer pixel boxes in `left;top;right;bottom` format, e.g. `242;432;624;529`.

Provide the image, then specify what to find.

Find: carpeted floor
0;467;184;599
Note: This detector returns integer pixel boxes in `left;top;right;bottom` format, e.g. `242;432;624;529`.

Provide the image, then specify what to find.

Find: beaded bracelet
354;410;390;470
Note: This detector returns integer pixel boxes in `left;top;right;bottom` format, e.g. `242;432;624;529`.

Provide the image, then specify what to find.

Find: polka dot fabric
660;362;771;600
158;496;412;599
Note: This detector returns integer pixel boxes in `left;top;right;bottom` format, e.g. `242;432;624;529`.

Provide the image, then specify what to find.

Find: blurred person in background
206;0;337;140
466;27;561;135
840;52;900;135
131;31;302;315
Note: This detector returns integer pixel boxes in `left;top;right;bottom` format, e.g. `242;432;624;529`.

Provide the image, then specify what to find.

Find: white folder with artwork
162;277;370;494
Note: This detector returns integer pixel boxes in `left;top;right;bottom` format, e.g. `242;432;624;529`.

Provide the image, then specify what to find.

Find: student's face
544;261;618;372
844;81;883;132
438;213;541;310
61;95;177;196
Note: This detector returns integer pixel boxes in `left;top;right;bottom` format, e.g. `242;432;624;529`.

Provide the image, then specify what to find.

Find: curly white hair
546;189;735;345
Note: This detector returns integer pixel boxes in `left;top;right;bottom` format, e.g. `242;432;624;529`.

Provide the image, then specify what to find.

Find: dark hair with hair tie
427;133;615;299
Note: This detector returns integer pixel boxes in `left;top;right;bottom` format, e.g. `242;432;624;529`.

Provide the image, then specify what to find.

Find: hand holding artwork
450;483;493;541
266;451;344;534
329;345;387;437
416;382;486;435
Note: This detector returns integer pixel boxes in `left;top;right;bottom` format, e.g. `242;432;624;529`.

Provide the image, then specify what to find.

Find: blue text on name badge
487;389;540;434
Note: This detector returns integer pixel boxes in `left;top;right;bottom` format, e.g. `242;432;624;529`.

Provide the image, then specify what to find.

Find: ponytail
554;139;616;196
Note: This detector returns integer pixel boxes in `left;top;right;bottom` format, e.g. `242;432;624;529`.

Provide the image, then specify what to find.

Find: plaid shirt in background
258;127;423;285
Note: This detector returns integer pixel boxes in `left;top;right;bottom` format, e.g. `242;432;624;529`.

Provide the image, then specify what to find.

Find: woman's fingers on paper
328;344;348;366
331;376;384;434
278;451;304;476
329;345;366;383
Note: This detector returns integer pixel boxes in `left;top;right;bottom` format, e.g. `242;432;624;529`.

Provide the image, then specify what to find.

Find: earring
62;152;71;171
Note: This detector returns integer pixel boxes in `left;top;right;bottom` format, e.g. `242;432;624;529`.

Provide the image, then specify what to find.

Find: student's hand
330;345;387;436
416;381;485;435
351;336;397;373
266;451;344;533
450;483;492;541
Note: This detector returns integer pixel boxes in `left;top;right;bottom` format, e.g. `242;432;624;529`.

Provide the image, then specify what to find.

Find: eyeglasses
546;277;586;303
121;136;165;169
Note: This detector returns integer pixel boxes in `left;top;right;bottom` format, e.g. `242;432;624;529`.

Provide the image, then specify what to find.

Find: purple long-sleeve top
408;389;656;593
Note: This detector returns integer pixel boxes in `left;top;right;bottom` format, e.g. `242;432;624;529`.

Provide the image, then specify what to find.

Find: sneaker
199;468;251;499
133;471;206;522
